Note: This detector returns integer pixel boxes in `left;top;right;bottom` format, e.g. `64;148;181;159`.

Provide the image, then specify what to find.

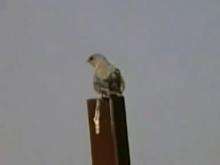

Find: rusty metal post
87;95;130;165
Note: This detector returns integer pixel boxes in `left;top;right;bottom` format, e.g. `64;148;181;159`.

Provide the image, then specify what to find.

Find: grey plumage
87;53;125;97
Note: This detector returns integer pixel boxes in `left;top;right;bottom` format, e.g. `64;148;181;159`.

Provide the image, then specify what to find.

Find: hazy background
0;0;220;164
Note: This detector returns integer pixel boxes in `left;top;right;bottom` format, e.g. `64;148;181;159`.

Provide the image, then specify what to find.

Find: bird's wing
115;68;125;93
107;68;125;94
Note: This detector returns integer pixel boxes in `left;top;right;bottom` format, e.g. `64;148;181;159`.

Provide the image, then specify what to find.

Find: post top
87;95;124;102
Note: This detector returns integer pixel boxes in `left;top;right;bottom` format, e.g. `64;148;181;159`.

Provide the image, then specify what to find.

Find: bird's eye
89;56;94;61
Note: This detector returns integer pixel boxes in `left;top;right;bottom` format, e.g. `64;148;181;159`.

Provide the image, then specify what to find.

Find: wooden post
87;95;130;165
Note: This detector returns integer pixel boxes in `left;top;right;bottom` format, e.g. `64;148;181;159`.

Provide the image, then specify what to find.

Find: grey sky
0;0;220;164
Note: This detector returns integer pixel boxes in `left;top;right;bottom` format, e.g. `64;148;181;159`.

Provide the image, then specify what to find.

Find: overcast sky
0;0;220;164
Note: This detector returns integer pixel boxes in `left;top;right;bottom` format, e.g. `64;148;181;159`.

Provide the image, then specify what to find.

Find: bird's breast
95;66;113;80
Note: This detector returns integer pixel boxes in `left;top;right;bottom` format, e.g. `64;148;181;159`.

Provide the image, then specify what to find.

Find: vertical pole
87;96;130;165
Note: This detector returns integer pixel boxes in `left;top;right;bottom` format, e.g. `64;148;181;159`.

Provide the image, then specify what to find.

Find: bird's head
87;53;108;68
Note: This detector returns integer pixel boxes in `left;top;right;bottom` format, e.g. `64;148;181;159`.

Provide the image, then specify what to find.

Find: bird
87;53;125;98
